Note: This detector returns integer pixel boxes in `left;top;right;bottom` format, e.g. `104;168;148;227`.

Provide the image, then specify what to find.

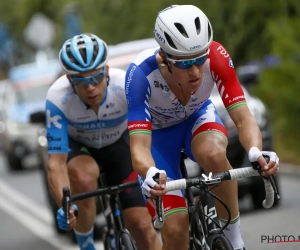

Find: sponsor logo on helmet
154;30;165;44
190;45;202;50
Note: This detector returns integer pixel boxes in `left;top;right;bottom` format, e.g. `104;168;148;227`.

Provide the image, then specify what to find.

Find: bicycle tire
118;232;137;250
211;235;234;250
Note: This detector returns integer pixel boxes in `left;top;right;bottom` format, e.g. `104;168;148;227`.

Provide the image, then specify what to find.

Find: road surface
0;153;299;250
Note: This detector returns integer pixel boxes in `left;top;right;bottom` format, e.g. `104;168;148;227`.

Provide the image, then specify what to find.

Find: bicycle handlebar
61;180;140;224
153;167;280;229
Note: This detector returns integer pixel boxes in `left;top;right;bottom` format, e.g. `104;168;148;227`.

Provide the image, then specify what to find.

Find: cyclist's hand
248;147;279;177
57;204;78;231
142;167;167;203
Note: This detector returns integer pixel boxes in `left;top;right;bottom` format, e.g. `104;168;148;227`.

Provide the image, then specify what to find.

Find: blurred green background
0;0;299;163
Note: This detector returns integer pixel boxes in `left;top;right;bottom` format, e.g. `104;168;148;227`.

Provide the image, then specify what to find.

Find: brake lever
62;187;71;225
251;155;281;200
269;175;280;200
153;173;164;226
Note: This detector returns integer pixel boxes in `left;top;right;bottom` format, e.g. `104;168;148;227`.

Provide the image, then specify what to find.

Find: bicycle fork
191;189;224;250
202;189;230;249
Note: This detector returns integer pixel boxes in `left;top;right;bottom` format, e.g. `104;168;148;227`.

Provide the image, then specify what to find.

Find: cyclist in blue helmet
46;33;162;250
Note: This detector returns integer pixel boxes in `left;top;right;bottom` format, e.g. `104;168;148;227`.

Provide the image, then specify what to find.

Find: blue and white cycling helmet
154;5;213;56
59;33;108;75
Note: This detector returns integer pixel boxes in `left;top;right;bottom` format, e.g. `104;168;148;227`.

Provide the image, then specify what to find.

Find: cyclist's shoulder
126;48;159;88
129;47;159;72
47;74;71;93
109;67;126;85
46;75;74;105
107;68;127;98
208;40;235;73
208;40;231;59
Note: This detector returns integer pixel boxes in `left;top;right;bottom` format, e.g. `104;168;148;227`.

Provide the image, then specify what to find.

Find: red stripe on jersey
128;121;152;132
209;41;246;109
191;122;228;141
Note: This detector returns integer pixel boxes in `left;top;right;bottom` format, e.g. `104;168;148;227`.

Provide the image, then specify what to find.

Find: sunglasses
167;50;209;69
70;68;106;87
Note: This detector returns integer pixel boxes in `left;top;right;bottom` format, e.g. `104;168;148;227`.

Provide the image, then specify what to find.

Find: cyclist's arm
130;133;155;179
47;153;69;207
45;97;69;207
229;106;262;152
209;41;262;152
125;63;155;178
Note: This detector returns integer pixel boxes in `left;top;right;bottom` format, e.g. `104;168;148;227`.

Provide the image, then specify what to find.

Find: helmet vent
164;32;178;49
194;17;201;35
207;20;212;41
174;23;189;38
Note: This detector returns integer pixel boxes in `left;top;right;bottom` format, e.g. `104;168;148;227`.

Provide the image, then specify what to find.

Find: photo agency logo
261;235;300;244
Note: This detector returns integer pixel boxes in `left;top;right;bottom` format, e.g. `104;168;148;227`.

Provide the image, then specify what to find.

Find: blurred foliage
0;0;299;66
0;0;300;163
253;17;300;164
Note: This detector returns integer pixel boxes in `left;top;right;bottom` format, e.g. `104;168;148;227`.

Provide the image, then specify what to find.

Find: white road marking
0;180;53;224
0;178;103;250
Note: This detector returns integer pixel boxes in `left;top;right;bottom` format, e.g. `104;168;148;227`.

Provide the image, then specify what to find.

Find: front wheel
118;232;137;250
211;236;234;250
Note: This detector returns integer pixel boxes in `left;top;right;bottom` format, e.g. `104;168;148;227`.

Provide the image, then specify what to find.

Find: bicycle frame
180;153;227;249
98;175;136;250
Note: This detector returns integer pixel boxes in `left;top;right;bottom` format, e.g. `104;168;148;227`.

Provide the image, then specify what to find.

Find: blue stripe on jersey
68;113;127;130
46;100;69;154
138;52;159;76
126;64;152;122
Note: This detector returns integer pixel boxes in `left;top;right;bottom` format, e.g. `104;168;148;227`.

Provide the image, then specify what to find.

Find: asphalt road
0;152;299;250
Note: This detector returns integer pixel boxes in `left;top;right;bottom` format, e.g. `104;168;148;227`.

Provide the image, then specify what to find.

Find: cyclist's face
69;66;108;108
164;51;207;92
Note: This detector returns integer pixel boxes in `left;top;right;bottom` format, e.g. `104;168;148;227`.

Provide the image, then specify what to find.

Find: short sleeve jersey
125;41;246;134
45;68;128;154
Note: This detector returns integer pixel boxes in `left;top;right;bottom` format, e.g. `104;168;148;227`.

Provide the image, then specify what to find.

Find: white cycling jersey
126;41;246;134
45;68;127;153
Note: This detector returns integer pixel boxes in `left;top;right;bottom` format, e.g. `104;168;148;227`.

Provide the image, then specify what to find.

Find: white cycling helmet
154;5;213;56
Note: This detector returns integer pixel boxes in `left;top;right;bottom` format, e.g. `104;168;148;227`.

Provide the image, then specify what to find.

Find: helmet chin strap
161;59;187;105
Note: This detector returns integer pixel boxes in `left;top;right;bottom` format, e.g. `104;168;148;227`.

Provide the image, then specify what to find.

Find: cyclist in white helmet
46;33;162;250
125;5;279;250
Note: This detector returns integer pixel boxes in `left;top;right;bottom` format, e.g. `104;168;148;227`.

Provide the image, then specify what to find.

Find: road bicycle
154;152;280;250
62;174;139;250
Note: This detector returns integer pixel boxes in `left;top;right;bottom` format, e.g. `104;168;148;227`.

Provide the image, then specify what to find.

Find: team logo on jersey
106;102;115;108
229;58;234;68
217;46;229;58
61;91;74;105
195;117;207;125
46;110;62;129
127;97;131;107
154;81;169;91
